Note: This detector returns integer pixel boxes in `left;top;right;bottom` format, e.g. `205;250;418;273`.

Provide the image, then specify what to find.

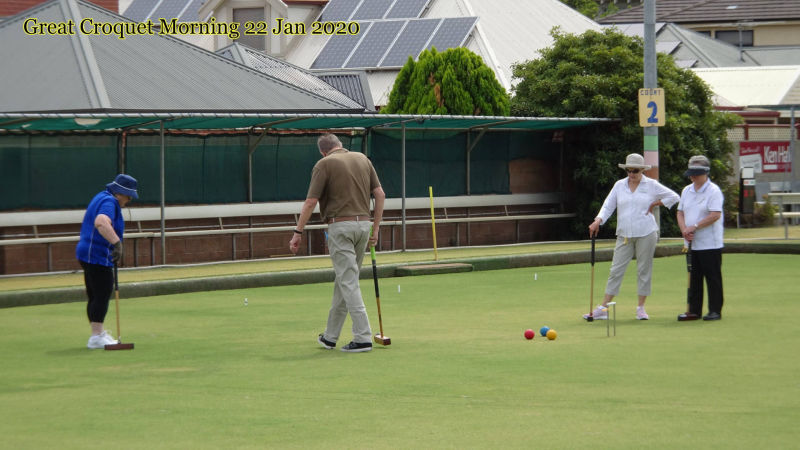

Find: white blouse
596;174;680;238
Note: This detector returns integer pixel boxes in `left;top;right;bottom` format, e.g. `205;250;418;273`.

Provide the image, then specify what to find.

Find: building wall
0;0;118;16
685;22;800;47
754;24;800;46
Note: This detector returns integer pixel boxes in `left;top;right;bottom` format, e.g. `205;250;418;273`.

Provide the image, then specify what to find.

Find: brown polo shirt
307;148;381;223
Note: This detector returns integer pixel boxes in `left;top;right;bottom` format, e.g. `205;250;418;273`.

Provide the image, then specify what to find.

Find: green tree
382;47;510;116
558;0;621;19
511;28;740;237
559;0;599;18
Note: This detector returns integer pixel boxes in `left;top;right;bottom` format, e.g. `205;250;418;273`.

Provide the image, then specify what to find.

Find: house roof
691;66;800;106
285;0;601;106
599;0;800;24
217;43;371;110
0;0;363;113
606;22;760;68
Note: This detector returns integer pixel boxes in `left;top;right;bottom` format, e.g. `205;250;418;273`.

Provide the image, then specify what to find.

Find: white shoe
100;330;119;345
87;334;106;349
583;306;608;320
87;331;118;349
636;306;649;320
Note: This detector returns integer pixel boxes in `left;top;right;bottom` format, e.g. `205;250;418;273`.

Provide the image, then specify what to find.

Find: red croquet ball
524;329;535;340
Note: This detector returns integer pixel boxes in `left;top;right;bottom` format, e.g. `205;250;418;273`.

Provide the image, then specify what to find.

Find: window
715;30;753;47
233;7;265;50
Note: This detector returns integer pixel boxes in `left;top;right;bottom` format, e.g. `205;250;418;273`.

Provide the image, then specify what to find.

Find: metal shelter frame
0;112;616;257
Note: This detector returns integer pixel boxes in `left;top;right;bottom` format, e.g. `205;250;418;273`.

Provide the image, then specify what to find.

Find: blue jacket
75;189;124;266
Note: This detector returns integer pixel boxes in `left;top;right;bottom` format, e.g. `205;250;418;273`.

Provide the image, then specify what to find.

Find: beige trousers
323;220;373;343
604;231;658;297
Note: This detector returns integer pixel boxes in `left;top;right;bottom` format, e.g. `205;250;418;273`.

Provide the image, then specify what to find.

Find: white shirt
678;179;724;250
596;174;680;238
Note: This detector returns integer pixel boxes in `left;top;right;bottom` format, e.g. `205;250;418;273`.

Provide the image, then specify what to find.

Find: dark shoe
677;312;701;321
341;341;372;353
703;312;722;321
317;334;335;349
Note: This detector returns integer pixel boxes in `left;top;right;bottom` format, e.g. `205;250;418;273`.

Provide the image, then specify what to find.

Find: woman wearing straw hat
585;154;679;320
76;174;138;349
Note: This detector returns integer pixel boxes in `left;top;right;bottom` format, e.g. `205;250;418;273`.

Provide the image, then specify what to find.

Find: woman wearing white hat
76;174;138;349
586;154;679;320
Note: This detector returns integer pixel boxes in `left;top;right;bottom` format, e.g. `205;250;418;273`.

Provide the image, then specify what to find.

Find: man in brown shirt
289;133;385;352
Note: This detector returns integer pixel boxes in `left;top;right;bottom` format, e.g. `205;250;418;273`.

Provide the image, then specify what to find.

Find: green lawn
1;253;798;448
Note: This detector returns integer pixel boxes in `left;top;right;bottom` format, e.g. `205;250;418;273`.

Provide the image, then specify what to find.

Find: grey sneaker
341;341;372;353
636;306;649;320
317;334;335;349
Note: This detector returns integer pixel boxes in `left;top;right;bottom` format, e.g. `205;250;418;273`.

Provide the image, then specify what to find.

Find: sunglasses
626;168;641;174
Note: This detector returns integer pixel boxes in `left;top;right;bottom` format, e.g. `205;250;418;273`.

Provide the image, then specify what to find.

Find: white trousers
323;221;373;343
604;231;658;297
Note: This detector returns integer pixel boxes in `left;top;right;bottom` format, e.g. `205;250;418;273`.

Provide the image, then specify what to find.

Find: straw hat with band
618;153;652;171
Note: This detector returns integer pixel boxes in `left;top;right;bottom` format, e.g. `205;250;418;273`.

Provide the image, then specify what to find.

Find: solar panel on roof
179;0;206;21
151;0;191;21
351;0;393;20
345;20;404;68
311;23;372;69
379;18;440;67
425;17;477;52
386;0;429;19
320;0;362;22
123;0;160;22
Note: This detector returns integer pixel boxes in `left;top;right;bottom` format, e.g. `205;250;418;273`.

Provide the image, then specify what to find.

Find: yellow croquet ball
546;329;558;340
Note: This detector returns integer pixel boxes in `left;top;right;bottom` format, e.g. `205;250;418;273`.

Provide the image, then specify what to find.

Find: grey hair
317;133;342;153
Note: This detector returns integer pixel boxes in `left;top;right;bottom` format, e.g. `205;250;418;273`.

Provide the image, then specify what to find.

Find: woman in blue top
76;174;138;349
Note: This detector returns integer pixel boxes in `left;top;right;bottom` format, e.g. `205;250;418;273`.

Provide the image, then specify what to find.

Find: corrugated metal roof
605;22;760;68
692;66;800;106
433;0;602;89
312;71;375;111
599;0;800;24
217;43;369;110
745;46;800;66
0;0;364;113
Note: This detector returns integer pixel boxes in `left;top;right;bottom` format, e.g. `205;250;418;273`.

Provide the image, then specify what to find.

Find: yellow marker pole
429;186;438;261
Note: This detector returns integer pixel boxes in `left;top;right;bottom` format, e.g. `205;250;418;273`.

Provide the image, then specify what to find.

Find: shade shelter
0;112;615;261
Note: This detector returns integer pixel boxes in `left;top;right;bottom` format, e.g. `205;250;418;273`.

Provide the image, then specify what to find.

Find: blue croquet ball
539;326;550;337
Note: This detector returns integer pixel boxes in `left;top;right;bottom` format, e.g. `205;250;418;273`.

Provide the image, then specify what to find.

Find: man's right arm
370;186;385;247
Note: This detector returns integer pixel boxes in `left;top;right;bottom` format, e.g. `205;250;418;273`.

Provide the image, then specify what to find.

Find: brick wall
0;0;118;16
0;205;569;274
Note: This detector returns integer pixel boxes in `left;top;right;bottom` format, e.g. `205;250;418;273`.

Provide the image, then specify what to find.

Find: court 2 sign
638;88;665;127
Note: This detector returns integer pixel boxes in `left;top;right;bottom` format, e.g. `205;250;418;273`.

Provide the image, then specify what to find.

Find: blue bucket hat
106;174;138;199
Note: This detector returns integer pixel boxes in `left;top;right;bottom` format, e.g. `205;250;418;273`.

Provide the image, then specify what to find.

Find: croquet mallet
105;264;134;351
369;234;391;346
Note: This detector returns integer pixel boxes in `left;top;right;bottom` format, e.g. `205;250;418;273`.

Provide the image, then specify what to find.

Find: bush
753;195;779;226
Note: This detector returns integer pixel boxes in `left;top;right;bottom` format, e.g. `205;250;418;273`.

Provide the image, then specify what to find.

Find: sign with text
638;88;665;127
739;141;792;173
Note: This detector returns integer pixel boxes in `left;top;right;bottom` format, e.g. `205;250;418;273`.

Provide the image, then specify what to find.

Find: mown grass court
1;253;798;448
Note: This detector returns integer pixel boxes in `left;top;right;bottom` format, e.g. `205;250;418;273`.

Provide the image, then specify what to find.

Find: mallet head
586;316;594;322
373;334;391;346
104;342;134;350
